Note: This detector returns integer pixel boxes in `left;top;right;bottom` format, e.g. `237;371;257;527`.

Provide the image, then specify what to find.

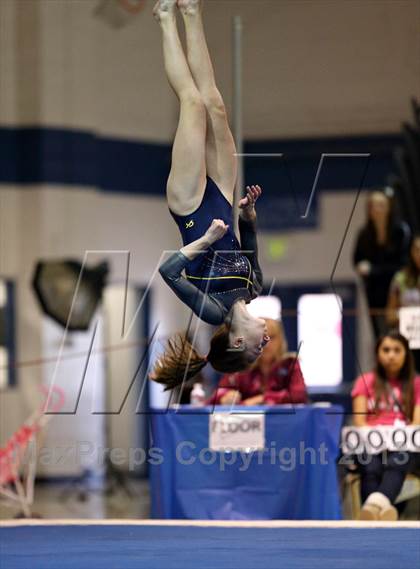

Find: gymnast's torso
159;177;263;325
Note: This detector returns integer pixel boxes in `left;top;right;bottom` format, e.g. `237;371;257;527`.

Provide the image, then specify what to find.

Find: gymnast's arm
238;185;263;291
238;216;263;291
159;221;228;325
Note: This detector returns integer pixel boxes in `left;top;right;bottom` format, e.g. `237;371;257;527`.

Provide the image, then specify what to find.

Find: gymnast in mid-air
151;0;270;389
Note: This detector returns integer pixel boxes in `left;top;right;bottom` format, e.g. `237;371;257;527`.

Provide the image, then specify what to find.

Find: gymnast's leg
154;0;207;216
178;0;237;204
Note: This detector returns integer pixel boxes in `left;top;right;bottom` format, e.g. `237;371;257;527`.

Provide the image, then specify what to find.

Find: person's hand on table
242;394;265;406
220;390;242;405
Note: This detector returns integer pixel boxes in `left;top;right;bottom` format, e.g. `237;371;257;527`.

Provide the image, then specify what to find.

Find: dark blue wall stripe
0;127;172;194
243;136;401;229
0;127;401;229
0;126;401;191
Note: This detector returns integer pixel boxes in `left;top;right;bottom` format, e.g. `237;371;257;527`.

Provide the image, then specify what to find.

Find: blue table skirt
149;405;344;520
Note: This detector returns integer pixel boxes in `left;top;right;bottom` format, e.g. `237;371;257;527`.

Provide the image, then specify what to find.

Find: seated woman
351;330;420;520
207;319;308;406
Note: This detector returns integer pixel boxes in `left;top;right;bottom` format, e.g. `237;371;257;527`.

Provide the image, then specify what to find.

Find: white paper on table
209;413;265;452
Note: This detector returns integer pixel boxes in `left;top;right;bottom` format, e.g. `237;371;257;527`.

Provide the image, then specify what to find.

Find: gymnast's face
230;317;271;361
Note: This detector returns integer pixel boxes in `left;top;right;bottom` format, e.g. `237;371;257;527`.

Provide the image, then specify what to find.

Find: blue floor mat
0;525;419;569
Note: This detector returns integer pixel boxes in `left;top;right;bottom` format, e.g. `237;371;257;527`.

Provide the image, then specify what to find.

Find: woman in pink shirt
208;319;308;406
352;330;420;520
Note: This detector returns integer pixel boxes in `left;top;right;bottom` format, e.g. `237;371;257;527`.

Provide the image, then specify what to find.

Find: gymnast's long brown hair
150;324;250;391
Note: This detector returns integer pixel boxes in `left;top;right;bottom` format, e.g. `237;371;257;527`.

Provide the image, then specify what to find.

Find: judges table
149;405;344;520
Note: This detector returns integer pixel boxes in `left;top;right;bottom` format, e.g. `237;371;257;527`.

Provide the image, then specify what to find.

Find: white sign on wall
298;294;343;387
399;307;420;350
209;413;265;452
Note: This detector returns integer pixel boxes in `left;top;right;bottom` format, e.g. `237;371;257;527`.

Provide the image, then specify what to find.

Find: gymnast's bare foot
153;0;177;23
177;0;202;17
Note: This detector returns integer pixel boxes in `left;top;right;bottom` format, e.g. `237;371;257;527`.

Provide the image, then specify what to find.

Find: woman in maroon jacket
207;319;308;406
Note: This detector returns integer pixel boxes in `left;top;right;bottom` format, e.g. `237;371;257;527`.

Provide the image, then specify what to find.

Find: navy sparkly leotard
159;177;263;325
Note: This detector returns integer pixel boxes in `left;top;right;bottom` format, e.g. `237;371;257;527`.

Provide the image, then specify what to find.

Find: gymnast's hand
204;219;229;245
238;185;262;222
